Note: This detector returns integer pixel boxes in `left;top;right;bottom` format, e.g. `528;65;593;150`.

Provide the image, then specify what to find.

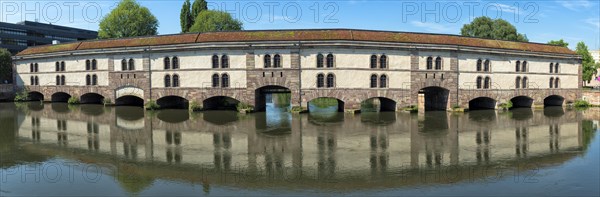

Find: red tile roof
16;29;576;56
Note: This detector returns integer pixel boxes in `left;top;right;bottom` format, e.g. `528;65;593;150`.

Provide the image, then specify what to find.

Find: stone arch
419;86;450;111
307;97;345;112
203;96;240;111
157;95;189;109
544;95;564;107
115;86;144;100
510;96;534;108
80;93;105;104
115;95;144;107
51;92;71;102
468;97;496;110
28;91;44;101
254;85;291;112
361;97;397;112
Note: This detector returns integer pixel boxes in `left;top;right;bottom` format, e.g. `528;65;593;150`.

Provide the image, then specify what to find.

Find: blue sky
1;0;599;50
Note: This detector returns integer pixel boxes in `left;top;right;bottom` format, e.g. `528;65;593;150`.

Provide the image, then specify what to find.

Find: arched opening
80;93;105;104
115;95;144;107
361;97;396;112
51;92;71;102
255;86;291;112
28;91;44;101
203;96;240;111
419;86;450;111
544;95;564;107
308;97;344;113
510;96;533;108
468;97;496;110
157;96;189;109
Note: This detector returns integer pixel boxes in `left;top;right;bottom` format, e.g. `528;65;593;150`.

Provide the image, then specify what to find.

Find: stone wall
583;91;600;106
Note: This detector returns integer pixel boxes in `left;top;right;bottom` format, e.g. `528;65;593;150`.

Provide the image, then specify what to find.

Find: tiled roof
16;29;576;56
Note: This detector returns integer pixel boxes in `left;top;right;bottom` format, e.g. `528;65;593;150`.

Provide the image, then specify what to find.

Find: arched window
370;55;378;69
172;74;179;87
380;55;387;69
121;59;127;71
435;57;442;70
221;74;229;88
34;63;38;72
516;76;521;89
326;54;334;68
92;75;97;85
60;75;65;85
172;56;179;69
555;78;560;88
521;61;527;72
484;77;491;89
86;75;91;86
549;63;554;73
426;57;433;70
264;54;271;68
273;54;281;68
316;54;324;68
30;63;34;72
92;59;97;70
56;62;60;71
212;55;219;68
326;74;335;88
34;76;39;85
476;59;482;71
86;60;91;70
522;77;528;89
164;57;170;69
221;55;229;68
317;74;324;88
370;74;378;88
484;59;490;72
30;76;34;85
60;61;65;71
515;61;521;72
555;63;559;73
56;75;61;85
128;59;135;70
476;76;483;89
212;74;219;87
164;75;171;87
549;77;554;88
380;74;387;88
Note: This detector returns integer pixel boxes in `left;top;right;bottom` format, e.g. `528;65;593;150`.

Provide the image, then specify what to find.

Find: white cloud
410;21;455;34
585;17;600;30
488;3;520;15
556;0;594;11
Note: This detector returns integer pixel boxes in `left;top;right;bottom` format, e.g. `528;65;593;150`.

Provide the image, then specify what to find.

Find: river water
0;101;598;196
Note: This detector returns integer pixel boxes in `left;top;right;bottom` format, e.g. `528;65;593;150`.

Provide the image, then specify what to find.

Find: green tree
98;0;159;39
460;16;528;42
180;0;192;33
189;10;243;33
576;41;600;83
547;39;569;47
191;0;208;20
0;48;12;84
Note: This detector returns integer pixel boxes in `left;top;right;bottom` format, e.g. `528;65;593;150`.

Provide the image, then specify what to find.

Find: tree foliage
189;10;243;33
0;48;12;84
460;16;528;42
98;0;159;39
180;0;192;33
576;41;600;83
191;0;208;20
547;39;569;47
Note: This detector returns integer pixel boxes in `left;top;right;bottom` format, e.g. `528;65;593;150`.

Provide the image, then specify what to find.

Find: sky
0;0;599;50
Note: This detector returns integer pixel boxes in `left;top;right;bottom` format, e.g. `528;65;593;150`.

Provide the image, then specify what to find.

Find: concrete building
0;21;97;54
12;29;582;112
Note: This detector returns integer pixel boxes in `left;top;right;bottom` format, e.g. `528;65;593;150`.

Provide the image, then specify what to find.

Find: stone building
12;29;582;111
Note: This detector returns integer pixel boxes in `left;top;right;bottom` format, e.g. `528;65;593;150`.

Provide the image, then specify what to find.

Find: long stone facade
12;29;582;111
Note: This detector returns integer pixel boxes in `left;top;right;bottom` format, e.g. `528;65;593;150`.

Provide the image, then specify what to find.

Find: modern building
0;21;97;54
11;29;582;112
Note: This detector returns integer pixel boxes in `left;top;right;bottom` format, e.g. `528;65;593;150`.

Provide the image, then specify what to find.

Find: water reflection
1;102;598;195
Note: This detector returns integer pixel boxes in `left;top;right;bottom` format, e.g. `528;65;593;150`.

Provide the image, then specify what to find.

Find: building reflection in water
12;103;590;188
